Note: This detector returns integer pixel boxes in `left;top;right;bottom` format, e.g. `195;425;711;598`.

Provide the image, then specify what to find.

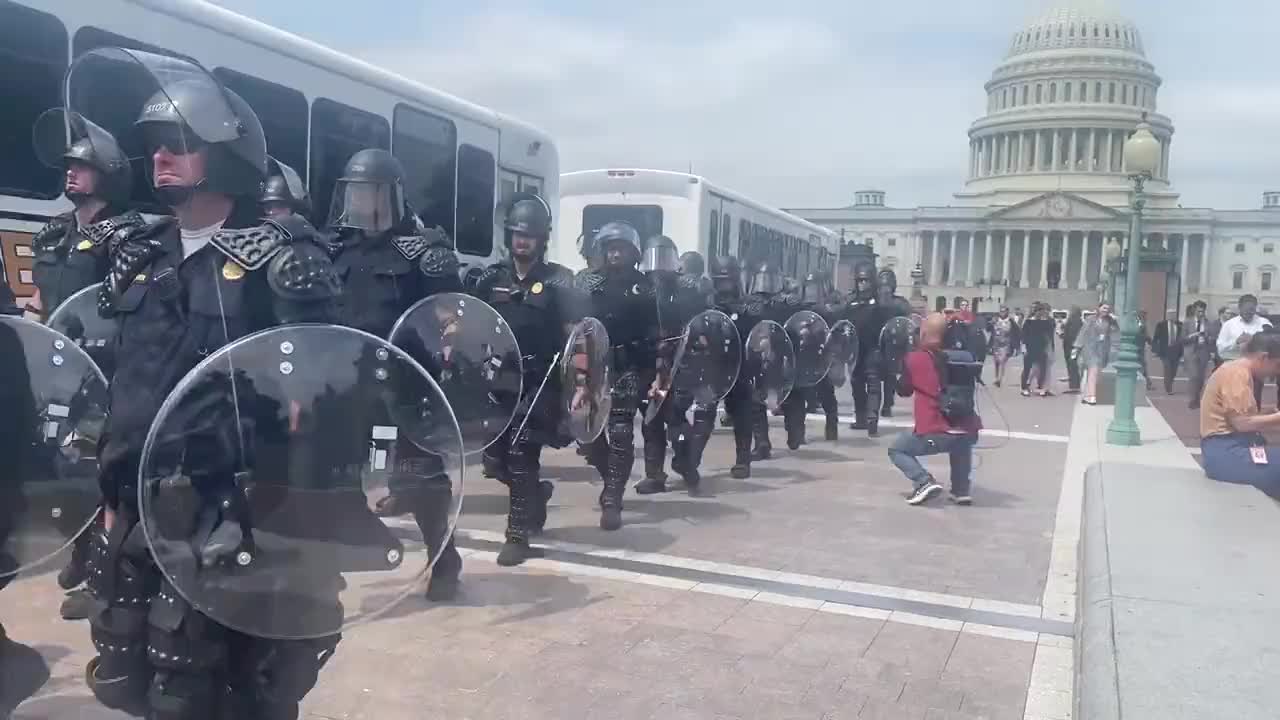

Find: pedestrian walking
1073;302;1116;405
1061;306;1083;394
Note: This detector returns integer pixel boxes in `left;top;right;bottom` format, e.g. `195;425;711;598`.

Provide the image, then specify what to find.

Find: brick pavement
0;370;1077;719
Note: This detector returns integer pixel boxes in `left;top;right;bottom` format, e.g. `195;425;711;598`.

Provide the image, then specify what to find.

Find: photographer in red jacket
888;312;983;506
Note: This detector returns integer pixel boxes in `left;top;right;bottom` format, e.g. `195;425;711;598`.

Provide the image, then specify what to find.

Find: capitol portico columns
1040;232;1051;289
983;233;993;283
1200;236;1212;294
948;233;958;286
1077;231;1090;290
1002;232;1012;283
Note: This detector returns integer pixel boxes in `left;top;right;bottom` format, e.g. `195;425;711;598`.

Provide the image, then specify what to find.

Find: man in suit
1151;308;1184;395
1186;302;1213;409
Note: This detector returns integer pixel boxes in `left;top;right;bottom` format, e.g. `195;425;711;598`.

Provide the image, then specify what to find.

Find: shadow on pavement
355;567;602;624
543;524;679;554
9;692;138;720
0;639;58;716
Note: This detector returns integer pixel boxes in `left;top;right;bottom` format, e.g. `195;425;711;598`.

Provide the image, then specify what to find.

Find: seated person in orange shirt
1199;330;1280;496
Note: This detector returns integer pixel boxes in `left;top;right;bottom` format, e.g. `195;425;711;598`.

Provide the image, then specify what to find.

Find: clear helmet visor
328;180;403;233
640;245;680;273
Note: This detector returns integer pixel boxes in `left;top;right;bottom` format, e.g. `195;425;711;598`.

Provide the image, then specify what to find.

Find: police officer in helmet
474;193;576;565
577;222;659;530
680;250;714;305
710;255;767;478
28;111;145;322
259;155;310;220
847;256;889;437
637;235;708;495
876;267;911;417
325;147;464;600
83;50;342;719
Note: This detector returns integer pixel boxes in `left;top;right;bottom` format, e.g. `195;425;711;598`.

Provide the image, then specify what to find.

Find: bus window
0;3;66;200
739;223;751;261
213;68;308;184
721;213;731;256
583;204;662;243
518;175;543;197
310;98;390;225
455;144;495;257
709;210;719;251
392;104;457;236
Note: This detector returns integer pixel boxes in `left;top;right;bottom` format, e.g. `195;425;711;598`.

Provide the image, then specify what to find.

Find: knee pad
147;669;224;720
147;582;228;674
85;655;151;714
231;636;339;714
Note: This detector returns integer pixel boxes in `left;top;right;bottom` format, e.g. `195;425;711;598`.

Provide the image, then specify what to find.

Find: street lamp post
1106;120;1163;446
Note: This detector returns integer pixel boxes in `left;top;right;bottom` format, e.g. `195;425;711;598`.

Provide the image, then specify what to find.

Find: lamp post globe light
1106;120;1163;446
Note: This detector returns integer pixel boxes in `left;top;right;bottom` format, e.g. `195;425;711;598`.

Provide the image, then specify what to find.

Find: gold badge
134;273;147;283
222;261;246;281
76;239;93;251
531;282;544;295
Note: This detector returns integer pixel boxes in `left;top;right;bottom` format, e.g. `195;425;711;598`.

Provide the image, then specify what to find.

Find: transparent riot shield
559;317;612;443
0;317;107;579
743;319;796;412
784;310;831;388
46;282;116;378
138;325;462;640
389;293;522;455
824;319;860;388
880;315;917;370
644;309;741;423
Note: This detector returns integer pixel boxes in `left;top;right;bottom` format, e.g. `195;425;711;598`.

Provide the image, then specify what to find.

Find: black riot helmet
594;222;642;268
852;261;877;302
34;109;133;206
640;235;680;274
259;155;310;218
503;192;552;258
800;273;827;305
877;268;898;294
680;251;706;278
327;148;406;233
781;277;800;295
710;255;743;299
134;82;267;203
749;263;777;296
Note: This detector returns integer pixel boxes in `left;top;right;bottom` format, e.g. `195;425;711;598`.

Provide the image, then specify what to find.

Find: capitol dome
956;0;1179;209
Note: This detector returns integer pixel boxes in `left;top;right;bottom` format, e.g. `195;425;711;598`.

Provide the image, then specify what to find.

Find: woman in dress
1073;302;1117;405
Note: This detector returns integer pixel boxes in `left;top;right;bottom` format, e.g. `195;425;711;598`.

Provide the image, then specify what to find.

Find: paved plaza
2;376;1083;720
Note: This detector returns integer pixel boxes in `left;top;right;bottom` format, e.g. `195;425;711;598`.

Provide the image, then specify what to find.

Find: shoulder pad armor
268;240;342;302
678;275;701;292
544;262;575;288
391;234;430;261
575;270;606;294
101;217;176;314
745;298;766;317
476;263;507;289
419;244;459;278
31;214;73;253
82;211;146;249
210;219;292;271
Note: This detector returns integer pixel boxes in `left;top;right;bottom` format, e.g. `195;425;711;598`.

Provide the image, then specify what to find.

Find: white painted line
450;527;1037;624
970;598;1044;618
818;602;891;621
961;622;1039;643
691;583;759;600
804;414;1070;444
753;591;824;610
888;611;964;632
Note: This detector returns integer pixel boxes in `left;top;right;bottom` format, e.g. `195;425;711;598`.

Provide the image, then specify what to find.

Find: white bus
1;0;557;304
555;169;839;287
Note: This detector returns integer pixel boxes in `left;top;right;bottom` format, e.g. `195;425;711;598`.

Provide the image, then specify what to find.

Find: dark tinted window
73;28;196;212
213;68;308;183
393;104;456;236
709;210;719;250
0;2;67;199
310;98;389;225
582;204;662;242
721;214;731;256
455;144;494;257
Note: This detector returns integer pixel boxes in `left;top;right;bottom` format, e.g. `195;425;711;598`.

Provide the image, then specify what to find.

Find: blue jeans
888;432;977;494
1201;433;1280;498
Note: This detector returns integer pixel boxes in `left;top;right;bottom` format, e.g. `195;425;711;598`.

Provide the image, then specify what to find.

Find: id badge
1250;446;1268;465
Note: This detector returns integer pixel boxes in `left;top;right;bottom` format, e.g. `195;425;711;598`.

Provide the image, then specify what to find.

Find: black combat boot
634;477;668;494
825;417;839;442
496;538;543;567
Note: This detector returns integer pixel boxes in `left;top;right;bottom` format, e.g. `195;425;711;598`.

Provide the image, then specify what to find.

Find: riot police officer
637;235;707;495
325;147;463;600
680;250;715;305
790;272;844;443
847;260;889;437
712;255;767;478
578;222;658;530
259;155;310;220
28;113;145;320
474;193;575;565
83;51;342;719
744;262;794;458
876;268;911;417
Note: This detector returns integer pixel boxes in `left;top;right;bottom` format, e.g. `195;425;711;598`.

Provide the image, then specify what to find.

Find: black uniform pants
642;387;700;481
725;381;756;466
1187;351;1211;408
881;373;898;414
782;386;809;445
683;401;717;471
1064;347;1082;391
86;504;338;720
1162;352;1182;394
813;377;839;422
388;451;460;581
483;421;546;543
851;349;883;430
589;371;642;508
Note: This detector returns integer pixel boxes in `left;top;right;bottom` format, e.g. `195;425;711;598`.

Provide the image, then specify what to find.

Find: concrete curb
1075;463;1122;720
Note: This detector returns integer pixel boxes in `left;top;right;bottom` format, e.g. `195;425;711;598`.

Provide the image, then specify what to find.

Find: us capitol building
789;1;1280;316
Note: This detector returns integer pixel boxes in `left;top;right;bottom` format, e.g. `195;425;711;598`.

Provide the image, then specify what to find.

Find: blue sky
212;0;1280;212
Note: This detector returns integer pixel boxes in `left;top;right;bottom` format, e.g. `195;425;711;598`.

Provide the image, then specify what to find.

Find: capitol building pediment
988;193;1123;222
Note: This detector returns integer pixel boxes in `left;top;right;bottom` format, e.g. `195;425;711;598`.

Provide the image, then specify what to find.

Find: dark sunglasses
145;127;206;156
